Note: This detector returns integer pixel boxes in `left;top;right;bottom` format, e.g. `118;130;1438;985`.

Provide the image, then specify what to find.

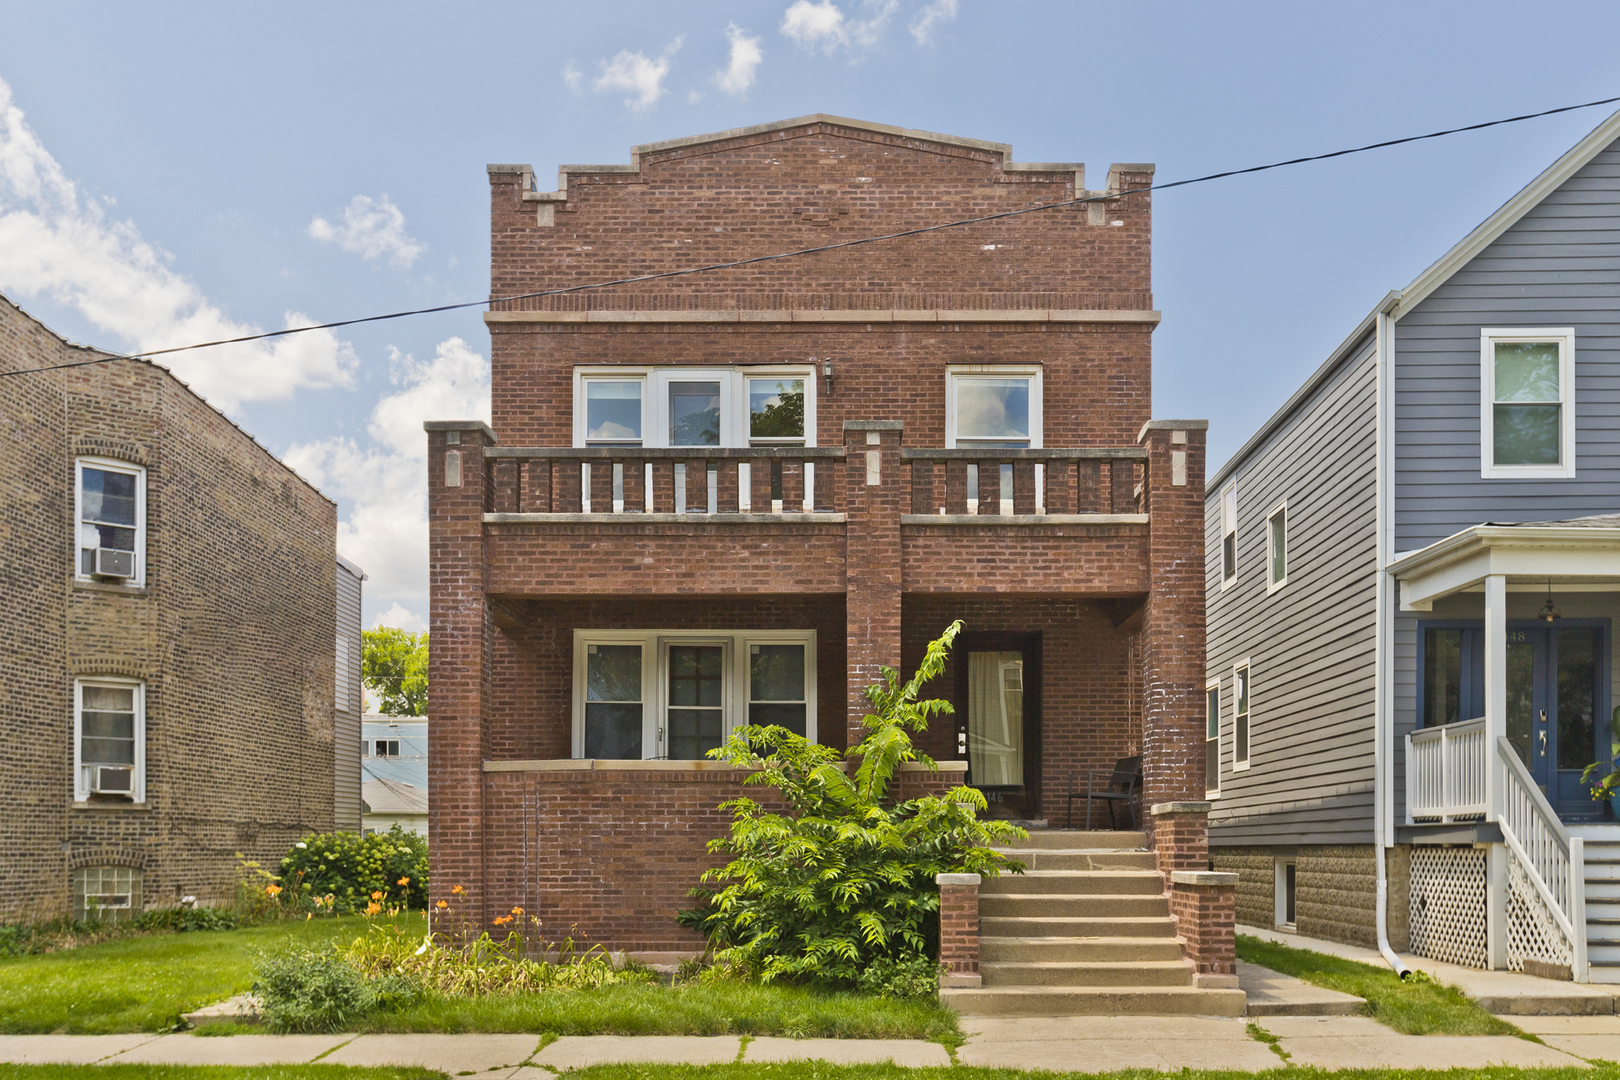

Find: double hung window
74;677;144;802
1266;502;1288;592
1233;662;1251;770
945;366;1043;513
1205;680;1221;797
76;458;145;585
1220;484;1237;586
1481;329;1575;478
574;630;816;759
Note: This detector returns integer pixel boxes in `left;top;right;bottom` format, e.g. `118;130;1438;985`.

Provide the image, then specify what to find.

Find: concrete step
980;936;1185;963
941;985;1247;1017
981;959;1194;988
995;830;1146;851
996;849;1157;871
979;870;1164;896
1589;965;1620;985
980;915;1177;939
978;894;1170;919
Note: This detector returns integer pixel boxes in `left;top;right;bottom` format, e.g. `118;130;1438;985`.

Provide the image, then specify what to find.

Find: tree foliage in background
362;627;428;716
689;620;1026;989
280;827;429;912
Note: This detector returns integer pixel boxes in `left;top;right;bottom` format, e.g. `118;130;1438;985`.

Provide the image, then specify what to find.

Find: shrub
857;955;945;999
344;917;652;995
255;947;379;1032
278;826;429;912
135;906;240;933
691;620;1025;991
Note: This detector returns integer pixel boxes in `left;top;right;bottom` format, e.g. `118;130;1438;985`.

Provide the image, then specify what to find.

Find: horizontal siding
1207;337;1378;847
334;562;363;831
1394;141;1620;551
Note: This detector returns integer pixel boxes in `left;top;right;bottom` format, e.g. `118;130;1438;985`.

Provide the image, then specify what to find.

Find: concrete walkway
1238;959;1364;1016
1242;923;1620;1015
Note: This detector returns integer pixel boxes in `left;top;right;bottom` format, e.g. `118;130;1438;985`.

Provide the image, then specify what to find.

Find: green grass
1236;934;1525;1037
0;1069;441;1080
0;914;421;1034
357;981;958;1040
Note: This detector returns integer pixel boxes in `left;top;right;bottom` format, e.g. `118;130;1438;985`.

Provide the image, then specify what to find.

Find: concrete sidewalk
1242;923;1620;1015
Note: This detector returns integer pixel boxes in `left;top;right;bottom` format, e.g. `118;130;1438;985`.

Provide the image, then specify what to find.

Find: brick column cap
1151;801;1212;815
936;872;981;886
843;419;904;432
1136;419;1208;443
424;420;498;443
1171;870;1238;887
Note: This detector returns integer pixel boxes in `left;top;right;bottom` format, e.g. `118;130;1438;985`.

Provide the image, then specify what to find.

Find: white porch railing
1495;736;1587;980
1406;717;1488;822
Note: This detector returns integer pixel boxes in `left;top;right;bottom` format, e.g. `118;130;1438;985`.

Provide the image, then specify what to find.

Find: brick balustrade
936;872;982;987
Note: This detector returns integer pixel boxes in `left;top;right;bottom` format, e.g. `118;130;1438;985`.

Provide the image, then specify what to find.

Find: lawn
1235;934;1524;1037
0;914;421;1034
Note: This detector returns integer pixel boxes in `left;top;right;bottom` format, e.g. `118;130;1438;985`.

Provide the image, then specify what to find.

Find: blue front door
1506;624;1605;817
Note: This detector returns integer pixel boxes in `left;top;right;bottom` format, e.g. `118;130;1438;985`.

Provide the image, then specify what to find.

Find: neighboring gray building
1208;107;1620;983
361;777;427;837
335;556;366;832
362;714;427;790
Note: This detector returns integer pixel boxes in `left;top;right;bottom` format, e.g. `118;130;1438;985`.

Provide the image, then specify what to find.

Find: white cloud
373;601;426;634
780;0;896;53
594;38;683;112
689;90;705;104
909;0;959;44
714;24;764;95
562;62;584;93
308;194;424;269
285;336;490;615
0;75;355;413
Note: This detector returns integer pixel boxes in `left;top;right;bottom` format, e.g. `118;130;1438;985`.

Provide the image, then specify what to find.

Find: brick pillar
936;872;982;987
1168;871;1239;986
424;420;496;935
1151;801;1211;879
844;420;905;748
1137;420;1208;848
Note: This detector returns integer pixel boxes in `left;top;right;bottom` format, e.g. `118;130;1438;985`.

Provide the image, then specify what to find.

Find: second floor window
1220;484;1237;585
75;677;144;803
1206;682;1220;797
575;369;812;448
945;366;1042;450
1481;328;1575;479
76;458;145;585
1266;502;1288;591
1234;663;1251;769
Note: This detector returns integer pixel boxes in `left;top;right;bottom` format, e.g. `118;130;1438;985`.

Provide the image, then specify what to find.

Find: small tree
362;627;428;716
694;620;1025;987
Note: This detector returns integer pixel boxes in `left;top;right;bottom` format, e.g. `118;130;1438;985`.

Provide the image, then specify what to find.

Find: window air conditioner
93;766;134;795
95;548;135;579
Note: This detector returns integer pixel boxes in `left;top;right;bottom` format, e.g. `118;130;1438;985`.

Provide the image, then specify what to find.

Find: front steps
941;830;1246;1017
1571;825;1620;984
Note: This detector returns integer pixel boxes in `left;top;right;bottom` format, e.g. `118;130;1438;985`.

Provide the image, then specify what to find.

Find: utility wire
6;93;1619;380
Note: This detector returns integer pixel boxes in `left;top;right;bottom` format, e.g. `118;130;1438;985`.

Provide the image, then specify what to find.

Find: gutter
1373;290;1411;979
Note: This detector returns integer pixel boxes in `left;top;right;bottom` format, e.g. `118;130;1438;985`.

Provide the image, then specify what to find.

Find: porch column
425;420;496;934
843;420;904;749
1137;421;1209;846
1484;573;1507;819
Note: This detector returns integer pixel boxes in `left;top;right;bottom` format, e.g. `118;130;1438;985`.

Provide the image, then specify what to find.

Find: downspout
1374;291;1411;979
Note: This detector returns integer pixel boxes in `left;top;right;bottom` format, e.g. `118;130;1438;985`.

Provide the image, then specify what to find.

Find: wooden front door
954;633;1042;819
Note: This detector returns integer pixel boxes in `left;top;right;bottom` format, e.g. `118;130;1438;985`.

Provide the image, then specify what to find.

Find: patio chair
1066;754;1142;830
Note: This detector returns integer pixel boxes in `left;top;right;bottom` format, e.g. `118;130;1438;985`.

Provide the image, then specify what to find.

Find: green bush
135;906;240;933
278;826;429;912
254;946;419;1032
690;620;1025;991
856;954;945;999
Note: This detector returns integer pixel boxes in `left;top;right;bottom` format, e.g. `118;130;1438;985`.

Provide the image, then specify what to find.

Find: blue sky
3;1;1619;628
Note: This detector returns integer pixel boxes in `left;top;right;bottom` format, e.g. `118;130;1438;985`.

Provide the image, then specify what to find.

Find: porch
1394;515;1620;982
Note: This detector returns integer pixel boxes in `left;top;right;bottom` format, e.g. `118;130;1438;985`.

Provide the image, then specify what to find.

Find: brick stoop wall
1152;802;1237;982
936;872;982;987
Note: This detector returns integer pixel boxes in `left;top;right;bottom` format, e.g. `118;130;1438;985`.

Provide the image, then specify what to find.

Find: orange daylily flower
371;891;384;901
436;900;449;910
397;877;410;886
511;906;524;916
365;902;382;915
451;885;465;895
265;884;283;897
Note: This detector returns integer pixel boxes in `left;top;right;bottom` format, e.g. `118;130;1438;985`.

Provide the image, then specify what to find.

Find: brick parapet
936;872;981;986
844;422;905;746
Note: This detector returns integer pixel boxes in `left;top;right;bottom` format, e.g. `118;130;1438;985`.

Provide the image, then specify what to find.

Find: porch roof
1391;514;1620;611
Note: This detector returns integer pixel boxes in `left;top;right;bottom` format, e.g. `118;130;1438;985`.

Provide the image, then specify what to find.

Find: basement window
74;866;141;923
1275;859;1297;930
573;630;817;759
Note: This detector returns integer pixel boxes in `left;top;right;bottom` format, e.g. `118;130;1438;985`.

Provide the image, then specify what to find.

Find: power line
5;93;1618;380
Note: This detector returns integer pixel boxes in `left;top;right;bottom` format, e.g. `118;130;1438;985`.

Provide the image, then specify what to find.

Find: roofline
336;553;367;580
1389;523;1620;579
632;114;1014;158
1392;105;1620;318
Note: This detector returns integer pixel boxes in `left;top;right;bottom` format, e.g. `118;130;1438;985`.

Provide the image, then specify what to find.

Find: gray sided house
336;556;366;832
1208;107;1620;983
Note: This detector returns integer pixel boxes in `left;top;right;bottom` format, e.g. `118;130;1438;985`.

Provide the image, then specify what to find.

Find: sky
3;0;1620;630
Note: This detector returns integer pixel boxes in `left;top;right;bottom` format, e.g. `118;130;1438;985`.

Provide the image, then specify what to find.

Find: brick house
0;292;360;922
427;116;1213;962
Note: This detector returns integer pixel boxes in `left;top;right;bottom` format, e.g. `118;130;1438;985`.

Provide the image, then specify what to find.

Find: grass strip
1235;934;1524;1038
351;982;957;1040
1245;1020;1290;1065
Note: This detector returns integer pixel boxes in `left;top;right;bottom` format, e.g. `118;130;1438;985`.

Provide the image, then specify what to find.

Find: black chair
1067;755;1142;830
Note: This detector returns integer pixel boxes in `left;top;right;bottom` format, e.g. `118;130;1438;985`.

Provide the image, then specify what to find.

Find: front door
1505;623;1606;818
954;633;1041;820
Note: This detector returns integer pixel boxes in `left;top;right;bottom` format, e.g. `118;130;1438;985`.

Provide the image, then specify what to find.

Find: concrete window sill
73;579;151;597
70;800;152;812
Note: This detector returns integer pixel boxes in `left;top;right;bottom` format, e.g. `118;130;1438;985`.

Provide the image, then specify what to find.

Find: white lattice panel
1410;846;1487;969
1506;857;1574;973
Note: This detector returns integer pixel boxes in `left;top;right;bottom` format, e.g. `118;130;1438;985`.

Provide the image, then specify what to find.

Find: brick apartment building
428;116;1209;955
0;293;360;922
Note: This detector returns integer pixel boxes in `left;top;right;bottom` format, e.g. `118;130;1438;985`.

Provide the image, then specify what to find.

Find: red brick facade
429;116;1207;950
0;294;342;922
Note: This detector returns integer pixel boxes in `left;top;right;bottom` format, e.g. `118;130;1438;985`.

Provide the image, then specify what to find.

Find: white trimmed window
573;630;817;760
945;366;1044;513
75;458;146;586
1220;484;1237;587
574;368;815;449
1481;328;1576;479
1233;662;1251;770
1205;679;1221;798
1275;858;1297;929
74;677;145;803
74;866;141;922
1266;502;1288;592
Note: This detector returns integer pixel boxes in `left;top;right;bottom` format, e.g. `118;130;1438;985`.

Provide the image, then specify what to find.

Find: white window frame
1205;677;1221;799
1219;483;1237;590
1480;328;1576;480
74;457;147;587
571;367;818;449
1233;660;1251;772
943;365;1044;450
73;676;146;803
572;629;818;759
1265;500;1288;594
1275;857;1297;930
